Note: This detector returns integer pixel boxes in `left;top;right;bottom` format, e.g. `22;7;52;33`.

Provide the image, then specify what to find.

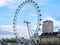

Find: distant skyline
0;0;60;39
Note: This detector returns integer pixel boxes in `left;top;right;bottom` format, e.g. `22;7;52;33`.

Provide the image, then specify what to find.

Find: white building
42;20;53;33
40;32;60;44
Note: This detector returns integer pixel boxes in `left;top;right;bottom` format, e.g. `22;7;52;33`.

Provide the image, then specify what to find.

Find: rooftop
40;32;60;38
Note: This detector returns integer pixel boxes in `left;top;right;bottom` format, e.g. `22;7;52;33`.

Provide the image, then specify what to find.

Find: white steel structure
13;0;42;43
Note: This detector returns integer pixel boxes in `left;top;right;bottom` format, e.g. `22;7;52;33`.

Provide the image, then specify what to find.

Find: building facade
42;20;53;33
40;32;60;44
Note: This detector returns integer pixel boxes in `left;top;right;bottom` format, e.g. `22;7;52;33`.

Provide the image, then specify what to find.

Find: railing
0;43;30;45
0;42;60;45
0;43;23;45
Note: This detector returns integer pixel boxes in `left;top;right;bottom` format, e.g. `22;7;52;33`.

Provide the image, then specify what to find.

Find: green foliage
2;39;17;43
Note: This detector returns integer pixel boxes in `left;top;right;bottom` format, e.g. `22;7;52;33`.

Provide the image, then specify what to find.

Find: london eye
13;0;42;43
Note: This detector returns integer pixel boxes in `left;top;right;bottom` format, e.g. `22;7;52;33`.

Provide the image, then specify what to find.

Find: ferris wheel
13;0;42;41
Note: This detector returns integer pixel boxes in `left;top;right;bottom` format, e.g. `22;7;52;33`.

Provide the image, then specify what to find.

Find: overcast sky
0;0;60;39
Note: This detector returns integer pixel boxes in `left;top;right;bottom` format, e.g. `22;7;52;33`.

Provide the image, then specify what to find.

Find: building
58;29;60;32
40;32;60;44
42;20;53;33
38;20;60;45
